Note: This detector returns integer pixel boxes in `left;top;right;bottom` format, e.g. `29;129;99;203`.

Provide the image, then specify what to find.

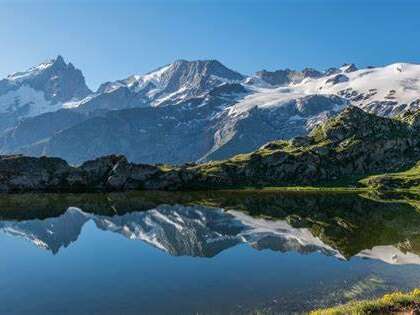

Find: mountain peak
92;58;245;107
173;58;224;65
169;59;244;78
55;54;65;62
52;55;66;68
0;56;91;118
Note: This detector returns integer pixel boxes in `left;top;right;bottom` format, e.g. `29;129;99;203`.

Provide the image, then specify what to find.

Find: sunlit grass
310;288;420;315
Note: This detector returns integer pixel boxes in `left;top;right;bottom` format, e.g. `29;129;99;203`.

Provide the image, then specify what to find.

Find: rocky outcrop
0;153;183;192
0;155;87;192
325;74;349;85
255;67;323;86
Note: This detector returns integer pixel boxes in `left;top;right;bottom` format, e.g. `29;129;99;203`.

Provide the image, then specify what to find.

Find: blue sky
1;0;419;89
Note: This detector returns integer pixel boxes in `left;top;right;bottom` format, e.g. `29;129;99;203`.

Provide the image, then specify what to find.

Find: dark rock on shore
0;155;85;192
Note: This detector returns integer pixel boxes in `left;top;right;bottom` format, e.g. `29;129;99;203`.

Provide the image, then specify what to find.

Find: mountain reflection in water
0;191;420;315
0;191;419;263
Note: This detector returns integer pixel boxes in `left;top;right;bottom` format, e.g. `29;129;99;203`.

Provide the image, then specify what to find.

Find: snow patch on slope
296;62;420;112
6;59;55;82
229;62;420;117
227;86;306;116
0;85;60;117
358;245;420;265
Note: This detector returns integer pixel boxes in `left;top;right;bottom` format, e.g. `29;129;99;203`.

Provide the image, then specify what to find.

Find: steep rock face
0;56;90;135
12;55;91;103
75;86;146;114
29;104;216;164
0;109;87;153
0;56;90;118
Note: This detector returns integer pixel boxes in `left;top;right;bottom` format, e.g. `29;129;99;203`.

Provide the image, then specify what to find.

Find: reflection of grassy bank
230;186;369;192
310;289;420;314
361;190;420;211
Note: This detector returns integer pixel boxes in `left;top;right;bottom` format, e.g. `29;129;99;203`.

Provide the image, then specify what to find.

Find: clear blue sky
1;0;419;90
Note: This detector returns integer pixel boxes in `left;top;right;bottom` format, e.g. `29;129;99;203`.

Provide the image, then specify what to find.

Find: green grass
310;289;420;315
360;163;420;191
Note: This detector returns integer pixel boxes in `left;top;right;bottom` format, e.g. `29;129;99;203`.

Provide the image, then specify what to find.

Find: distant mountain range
0;56;419;164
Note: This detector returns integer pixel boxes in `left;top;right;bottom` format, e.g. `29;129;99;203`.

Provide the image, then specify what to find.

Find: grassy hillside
177;106;420;190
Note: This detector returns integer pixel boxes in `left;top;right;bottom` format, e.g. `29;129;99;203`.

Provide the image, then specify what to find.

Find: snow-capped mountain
0;57;420;164
70;59;245;113
1;205;419;265
0;56;90;121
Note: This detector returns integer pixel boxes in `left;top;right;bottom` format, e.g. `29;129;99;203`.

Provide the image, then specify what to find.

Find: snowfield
227;62;420;117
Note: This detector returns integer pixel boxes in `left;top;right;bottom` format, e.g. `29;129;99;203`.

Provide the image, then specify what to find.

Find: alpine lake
0;190;419;314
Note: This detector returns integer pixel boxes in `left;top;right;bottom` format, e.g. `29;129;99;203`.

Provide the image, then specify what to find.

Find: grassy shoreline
310;289;420;314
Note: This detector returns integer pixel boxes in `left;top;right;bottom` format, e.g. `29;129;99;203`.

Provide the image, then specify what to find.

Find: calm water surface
0;191;419;314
